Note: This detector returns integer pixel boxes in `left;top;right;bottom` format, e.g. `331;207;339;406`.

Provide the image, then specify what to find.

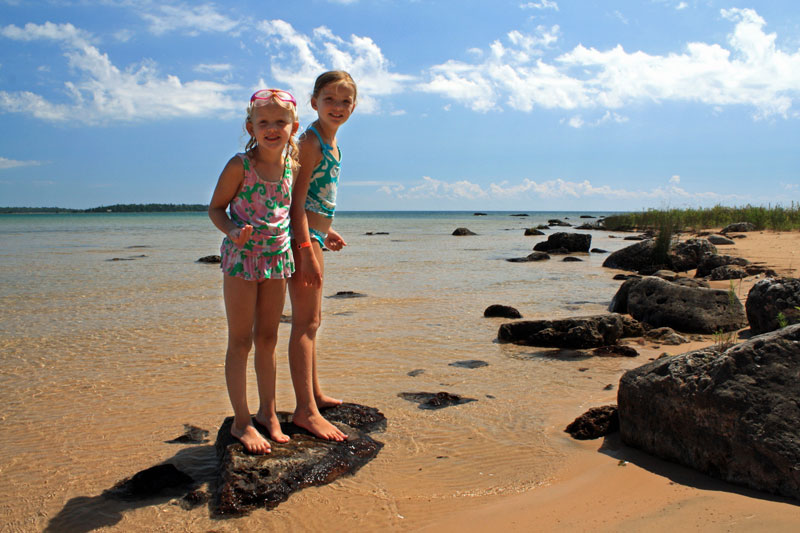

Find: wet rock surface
497;313;641;349
449;359;489;369
565;405;619;440
533;232;591;253
484;304;522;318
746;277;800;334
398;392;477;410
618;324;800;501
214;403;385;516
626;276;746;333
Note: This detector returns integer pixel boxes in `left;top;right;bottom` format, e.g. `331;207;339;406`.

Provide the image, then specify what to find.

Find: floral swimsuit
220;153;294;281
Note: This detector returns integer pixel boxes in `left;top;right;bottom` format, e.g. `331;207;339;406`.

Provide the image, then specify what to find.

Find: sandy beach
422;229;800;532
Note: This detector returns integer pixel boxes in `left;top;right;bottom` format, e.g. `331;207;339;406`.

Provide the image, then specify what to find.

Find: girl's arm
290;133;323;287
208;156;252;247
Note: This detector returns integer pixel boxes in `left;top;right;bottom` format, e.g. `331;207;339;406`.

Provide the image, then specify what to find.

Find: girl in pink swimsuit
208;89;299;454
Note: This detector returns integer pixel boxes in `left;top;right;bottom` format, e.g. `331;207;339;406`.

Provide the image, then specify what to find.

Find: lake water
0;211;642;532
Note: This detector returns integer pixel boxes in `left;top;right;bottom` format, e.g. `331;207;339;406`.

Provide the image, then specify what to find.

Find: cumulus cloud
0;156;44;170
420;8;800;119
257;20;414;115
379;175;740;204
0;22;239;123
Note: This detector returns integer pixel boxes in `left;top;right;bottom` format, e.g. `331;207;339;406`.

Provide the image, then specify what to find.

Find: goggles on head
250;89;296;107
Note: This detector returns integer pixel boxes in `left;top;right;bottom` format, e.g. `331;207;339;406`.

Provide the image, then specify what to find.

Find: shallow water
0;211;640;531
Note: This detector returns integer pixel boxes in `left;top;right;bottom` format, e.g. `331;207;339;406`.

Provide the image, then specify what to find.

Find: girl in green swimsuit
288;71;357;441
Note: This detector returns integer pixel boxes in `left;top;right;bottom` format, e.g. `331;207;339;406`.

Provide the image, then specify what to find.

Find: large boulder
610;276;708;314
627;276;746;333
668;239;718;272
497;313;642;349
602;239;655;272
721;222;756;233
214;403;384;515
746;278;800;334
533;232;591;253
618;324;800;501
695;254;750;278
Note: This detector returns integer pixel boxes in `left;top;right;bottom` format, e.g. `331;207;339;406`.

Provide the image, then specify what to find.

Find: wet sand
422;229;800;532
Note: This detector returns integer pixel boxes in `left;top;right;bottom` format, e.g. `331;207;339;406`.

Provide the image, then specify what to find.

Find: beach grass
603;203;800;232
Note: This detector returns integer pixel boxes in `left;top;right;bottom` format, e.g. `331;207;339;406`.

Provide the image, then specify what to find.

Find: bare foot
293;409;348;441
254;412;290;444
231;422;271;454
315;394;343;410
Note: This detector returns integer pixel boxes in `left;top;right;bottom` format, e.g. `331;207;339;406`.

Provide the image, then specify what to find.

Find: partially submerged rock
497;313;642;349
165;424;210;444
327;291;367;299
618;324;800;501
565;405;619;440
398;391;477;410
452;227;477;236
449;359;489;369
506;251;550;263
214;403;385;516
591;345;639;357
197;255;221;263
533;232;591;253
524;228;545;236
484;304;522;318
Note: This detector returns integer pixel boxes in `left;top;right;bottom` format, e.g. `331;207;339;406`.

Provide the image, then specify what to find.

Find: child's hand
230;225;253;247
324;229;347;252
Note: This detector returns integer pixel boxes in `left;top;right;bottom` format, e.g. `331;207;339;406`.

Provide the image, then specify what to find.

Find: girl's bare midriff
306;209;333;236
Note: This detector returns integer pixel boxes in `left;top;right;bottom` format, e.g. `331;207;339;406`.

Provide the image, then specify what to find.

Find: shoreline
422;229;800;532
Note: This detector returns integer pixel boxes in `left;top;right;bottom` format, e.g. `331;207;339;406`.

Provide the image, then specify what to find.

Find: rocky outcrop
484;304;522;318
497;313;642;349
533;232;591;253
565;405;619;440
602;238;717;274
695;254;750;278
214;404;385;516
721;222;756;233
618;324;800;501
746;277;800;334
668;239;718;272
626;276;746;333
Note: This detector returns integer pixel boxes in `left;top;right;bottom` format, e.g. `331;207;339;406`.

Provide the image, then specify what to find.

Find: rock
624;235;646;241
591;345;639;357
565;405;619;440
473;212;487;216
708;234;735;245
618;324;800;501
510;213;529;217
721;222;756;233
452;227;477;236
165;424;210;444
524;228;545;236
602;239;655;272
327;291;366;299
181;489;211;510
364;231;389;235
644;327;689;345
709;265;748;280
398;392;477;410
669;239;718;272
108;464;194;500
746;277;800;334
214;403;385;515
580;215;596;218
603;238;718;274
574;223;596;230
484;304;522;318
613;273;636;281
562;256;583;262
197;255;221;263
449;360;489;369
497;313;635;349
533;232;591;253
407;369;425;377
695;254;750;278
608;277;642;314
506;251;550;262
536;224;550;230
627;276;746;333
652;270;678;281
547;219;571;226
591;248;608;254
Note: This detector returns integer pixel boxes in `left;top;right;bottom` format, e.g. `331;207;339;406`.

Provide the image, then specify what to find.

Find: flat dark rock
165;424;210;444
214;403;385;516
591;345;639;357
449;359;489;369
498;313;642;349
524;228;545;236
565;405;619;440
452;227;477;235
591;248;608;253
327;291;366;299
484;304;522;318
398;391;477;410
407;369;425;377
721;222;756;233
197;255;221;263
562;256;583;262
364;231;389;235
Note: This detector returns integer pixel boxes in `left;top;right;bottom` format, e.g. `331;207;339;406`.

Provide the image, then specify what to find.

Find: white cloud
676;2;688;10
521;1;558;11
0;156;44;170
194;63;233;73
140;3;239;36
420;8;800;119
258;20;415;115
0;22;239;123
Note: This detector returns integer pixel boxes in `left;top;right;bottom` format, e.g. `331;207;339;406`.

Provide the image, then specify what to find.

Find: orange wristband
298;241;312;249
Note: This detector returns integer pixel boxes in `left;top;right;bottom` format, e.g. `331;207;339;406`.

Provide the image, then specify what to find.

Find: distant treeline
603;203;800;232
0;203;209;214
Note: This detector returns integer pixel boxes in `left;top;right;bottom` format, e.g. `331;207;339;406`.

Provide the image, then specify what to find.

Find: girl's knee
227;333;253;354
253;332;278;353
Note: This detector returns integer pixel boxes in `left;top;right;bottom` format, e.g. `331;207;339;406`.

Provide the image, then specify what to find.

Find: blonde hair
312;70;357;103
244;95;300;168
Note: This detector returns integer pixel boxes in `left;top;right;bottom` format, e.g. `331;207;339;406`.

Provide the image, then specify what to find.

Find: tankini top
303;125;340;218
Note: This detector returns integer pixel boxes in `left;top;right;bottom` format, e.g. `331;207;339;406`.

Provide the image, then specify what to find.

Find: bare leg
253;278;290;444
223;274;271;454
288;241;347;441
311;311;342;409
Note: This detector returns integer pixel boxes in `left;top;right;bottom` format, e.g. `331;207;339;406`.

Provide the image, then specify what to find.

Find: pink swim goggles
250;89;296;107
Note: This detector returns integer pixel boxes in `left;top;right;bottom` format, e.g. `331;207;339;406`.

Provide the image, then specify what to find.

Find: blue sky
1;0;799;211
